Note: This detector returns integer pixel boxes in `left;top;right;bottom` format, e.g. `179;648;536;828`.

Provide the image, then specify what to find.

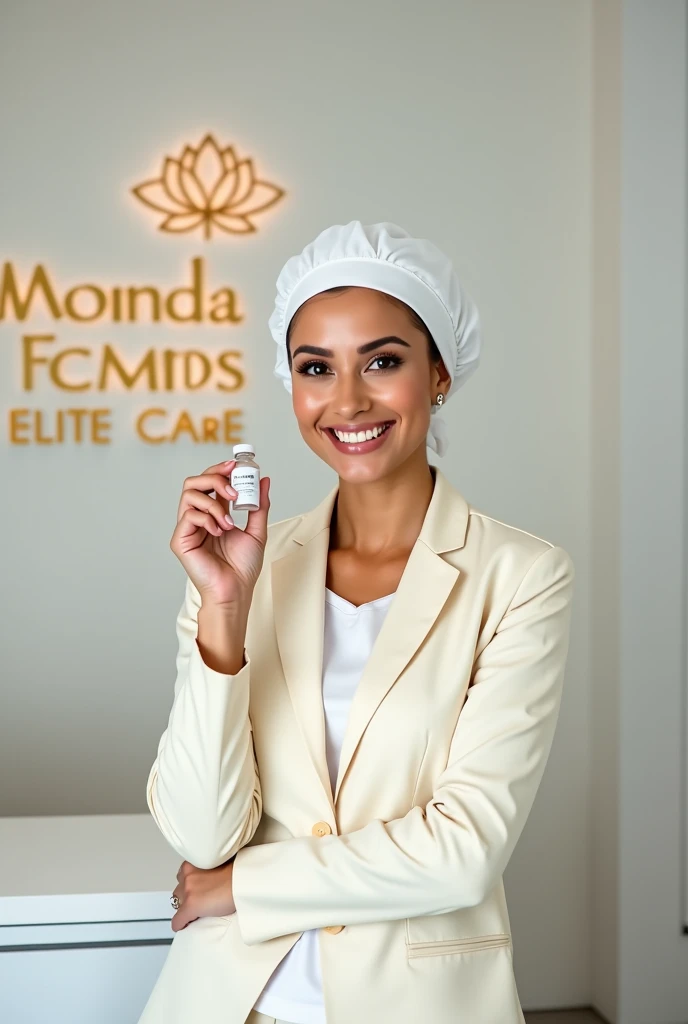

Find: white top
252;586;396;1024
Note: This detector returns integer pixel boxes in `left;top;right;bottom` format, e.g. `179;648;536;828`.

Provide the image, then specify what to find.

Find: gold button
312;821;332;837
312;823;342;932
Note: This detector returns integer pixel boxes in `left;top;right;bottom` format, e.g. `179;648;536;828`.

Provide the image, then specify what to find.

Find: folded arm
232;544;574;945
146;576;262;869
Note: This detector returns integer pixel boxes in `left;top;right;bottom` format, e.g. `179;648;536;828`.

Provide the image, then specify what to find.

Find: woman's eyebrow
291;335;412;359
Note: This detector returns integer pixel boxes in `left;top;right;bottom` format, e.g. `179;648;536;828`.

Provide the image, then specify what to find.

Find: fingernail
225;514;233;525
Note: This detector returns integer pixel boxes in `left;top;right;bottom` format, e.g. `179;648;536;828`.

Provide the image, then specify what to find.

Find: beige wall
616;2;688;1021
591;1;621;1019
0;0;593;1007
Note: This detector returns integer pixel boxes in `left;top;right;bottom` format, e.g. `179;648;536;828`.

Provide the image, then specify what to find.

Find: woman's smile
324;420;395;454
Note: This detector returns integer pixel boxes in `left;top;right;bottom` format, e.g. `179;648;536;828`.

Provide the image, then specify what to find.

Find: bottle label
231;467;260;505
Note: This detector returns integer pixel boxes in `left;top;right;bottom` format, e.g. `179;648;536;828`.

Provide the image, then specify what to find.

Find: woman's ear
433;356;451;392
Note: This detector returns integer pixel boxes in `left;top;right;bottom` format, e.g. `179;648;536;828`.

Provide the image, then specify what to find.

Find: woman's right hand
170;459;270;608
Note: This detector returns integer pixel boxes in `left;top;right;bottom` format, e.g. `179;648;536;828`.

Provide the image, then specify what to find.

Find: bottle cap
233;443;255;455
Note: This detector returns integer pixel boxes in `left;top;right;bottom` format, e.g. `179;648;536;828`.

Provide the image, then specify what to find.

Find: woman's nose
332;373;370;415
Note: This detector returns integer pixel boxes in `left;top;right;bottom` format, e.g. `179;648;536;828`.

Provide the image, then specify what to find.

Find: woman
138;221;575;1024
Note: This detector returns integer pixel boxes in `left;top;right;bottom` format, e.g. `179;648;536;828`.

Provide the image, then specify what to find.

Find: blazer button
311;823;344;933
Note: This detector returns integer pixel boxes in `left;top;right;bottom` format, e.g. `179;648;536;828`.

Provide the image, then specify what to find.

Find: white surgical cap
269;220;482;457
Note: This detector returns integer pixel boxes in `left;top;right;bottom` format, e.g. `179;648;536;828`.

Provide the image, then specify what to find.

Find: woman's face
288;286;448;482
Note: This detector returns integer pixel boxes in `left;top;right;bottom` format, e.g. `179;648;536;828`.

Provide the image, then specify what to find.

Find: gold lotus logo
131;132;285;239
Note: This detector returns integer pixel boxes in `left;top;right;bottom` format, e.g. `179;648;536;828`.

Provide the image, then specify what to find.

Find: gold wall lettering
2;257;252;446
9;407;244;445
20;336;245;392
0;257;242;324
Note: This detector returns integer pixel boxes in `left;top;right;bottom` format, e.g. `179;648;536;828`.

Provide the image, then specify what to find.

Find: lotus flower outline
131;132;285;238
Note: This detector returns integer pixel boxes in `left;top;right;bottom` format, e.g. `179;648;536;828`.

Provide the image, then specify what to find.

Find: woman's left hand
171;859;235;932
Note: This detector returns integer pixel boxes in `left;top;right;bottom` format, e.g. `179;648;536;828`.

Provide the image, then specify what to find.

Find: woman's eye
294;353;402;376
296;360;330;376
370;354;402;370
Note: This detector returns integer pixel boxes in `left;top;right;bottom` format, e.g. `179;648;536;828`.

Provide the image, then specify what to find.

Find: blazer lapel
333;468;469;802
271;467;470;812
334;539;460;803
271;484;339;813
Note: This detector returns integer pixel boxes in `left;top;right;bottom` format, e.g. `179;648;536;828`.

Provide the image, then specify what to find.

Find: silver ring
170;894;180;910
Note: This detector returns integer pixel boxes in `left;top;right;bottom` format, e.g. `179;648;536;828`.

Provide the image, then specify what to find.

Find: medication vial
230;444;260;511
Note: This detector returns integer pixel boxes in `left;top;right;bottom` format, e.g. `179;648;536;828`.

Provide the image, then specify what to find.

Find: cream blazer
138;466;575;1024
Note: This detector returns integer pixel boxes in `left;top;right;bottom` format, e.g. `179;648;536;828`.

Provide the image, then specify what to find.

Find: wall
591;0;622;1019
0;0;593;1008
617;2;688;1021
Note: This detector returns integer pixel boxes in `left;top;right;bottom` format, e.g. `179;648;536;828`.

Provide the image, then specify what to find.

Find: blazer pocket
406;932;512;959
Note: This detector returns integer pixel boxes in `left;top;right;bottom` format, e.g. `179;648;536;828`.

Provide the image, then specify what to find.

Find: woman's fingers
175;459;267;540
178;507;231;539
170;864;205;932
201;459;237;476
180;494;235;532
178;474;238;524
170;880;190;931
182;471;238;501
243;476;270;544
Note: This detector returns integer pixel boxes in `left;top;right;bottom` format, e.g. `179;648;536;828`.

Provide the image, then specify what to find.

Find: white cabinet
0;940;170;1024
0;814;180;1024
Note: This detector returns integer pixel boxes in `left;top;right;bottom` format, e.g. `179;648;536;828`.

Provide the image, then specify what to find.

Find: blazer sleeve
146;576;262;870
231;543;574;945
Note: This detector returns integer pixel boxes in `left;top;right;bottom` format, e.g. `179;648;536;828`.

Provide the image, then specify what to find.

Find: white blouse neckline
324;587;396;615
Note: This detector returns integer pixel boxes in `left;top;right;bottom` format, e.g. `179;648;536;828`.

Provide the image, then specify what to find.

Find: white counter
0;813;183;1023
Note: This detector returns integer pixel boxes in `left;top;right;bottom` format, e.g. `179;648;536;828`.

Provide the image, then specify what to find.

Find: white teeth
333;423;389;443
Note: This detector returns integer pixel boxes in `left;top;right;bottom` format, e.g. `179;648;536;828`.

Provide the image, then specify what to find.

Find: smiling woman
270;221;482;460
285;285;448;469
139;220;574;1024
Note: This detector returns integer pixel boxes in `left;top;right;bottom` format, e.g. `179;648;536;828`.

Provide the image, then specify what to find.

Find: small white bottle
230;443;260;511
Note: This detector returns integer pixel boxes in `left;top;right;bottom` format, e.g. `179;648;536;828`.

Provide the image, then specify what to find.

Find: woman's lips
325;422;395;454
